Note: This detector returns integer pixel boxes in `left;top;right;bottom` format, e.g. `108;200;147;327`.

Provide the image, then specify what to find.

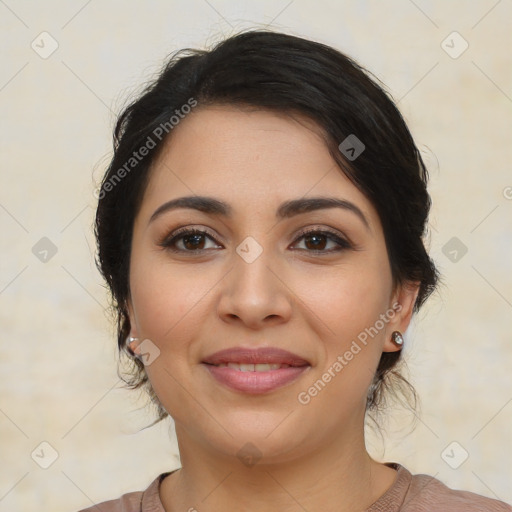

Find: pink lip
202;347;311;394
202;347;310;366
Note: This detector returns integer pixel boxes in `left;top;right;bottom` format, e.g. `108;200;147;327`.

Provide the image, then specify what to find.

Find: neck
160;422;397;512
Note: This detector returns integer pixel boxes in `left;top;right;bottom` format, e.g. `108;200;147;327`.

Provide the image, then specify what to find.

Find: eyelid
291;226;353;251
158;225;221;248
159;224;353;254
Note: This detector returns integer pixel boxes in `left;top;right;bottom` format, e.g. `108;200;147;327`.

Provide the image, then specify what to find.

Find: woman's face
127;106;417;463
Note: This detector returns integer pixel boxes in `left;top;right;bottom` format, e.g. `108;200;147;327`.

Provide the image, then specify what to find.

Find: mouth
202;347;311;394
213;362;293;371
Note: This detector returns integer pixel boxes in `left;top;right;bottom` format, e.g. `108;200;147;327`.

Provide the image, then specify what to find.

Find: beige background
1;0;511;510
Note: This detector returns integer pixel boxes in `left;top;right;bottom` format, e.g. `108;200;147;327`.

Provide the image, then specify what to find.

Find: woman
84;30;511;511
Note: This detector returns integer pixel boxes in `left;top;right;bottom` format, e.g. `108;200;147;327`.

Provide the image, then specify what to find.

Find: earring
391;331;404;346
126;336;139;355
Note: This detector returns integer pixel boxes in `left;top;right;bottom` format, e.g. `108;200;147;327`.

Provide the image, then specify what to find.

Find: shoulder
76;490;143;512
75;473;168;512
404;470;512;511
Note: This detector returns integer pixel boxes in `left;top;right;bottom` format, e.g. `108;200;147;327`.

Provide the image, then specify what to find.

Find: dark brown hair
95;29;439;424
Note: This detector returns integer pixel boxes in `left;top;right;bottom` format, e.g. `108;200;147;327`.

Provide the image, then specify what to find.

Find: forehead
139;106;377;226
153;105;331;182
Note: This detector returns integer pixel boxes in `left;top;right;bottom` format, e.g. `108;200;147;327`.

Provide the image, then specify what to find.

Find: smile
214;362;290;371
202;347;311;394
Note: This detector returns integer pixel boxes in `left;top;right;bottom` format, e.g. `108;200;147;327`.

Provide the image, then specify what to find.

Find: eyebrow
149;195;370;229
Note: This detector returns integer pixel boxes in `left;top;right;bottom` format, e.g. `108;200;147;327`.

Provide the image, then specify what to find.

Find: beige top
77;463;512;511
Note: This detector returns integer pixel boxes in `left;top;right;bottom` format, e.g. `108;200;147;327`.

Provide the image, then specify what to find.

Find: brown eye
160;227;351;255
292;229;351;253
303;233;328;250
181;232;207;250
160;228;221;253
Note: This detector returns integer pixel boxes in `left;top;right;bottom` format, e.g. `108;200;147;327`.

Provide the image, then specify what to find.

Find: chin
175;408;311;465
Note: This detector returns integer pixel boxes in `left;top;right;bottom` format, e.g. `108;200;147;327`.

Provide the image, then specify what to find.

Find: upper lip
202;347;310;367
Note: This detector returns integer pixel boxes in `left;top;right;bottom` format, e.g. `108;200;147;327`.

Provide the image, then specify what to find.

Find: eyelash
159;226;352;255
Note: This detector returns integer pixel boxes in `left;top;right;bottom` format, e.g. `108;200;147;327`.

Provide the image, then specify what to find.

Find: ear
382;281;420;353
125;298;141;355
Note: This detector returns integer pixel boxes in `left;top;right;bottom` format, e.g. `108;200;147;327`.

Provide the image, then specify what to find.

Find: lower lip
203;364;310;394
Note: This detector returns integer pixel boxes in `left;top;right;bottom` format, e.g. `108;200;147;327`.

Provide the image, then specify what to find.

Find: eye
291;228;351;253
159;226;352;254
160;228;221;253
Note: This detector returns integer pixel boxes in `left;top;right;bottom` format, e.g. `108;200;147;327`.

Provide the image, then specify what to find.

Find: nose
216;244;293;330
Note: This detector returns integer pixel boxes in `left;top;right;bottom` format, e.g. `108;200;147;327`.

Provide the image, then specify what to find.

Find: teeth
216;363;288;371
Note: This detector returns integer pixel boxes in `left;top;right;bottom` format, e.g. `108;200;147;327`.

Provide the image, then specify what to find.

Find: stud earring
126;336;139;355
391;331;404;346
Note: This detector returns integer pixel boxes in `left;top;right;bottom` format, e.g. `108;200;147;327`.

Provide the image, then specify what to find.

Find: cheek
129;251;216;343
297;257;393;399
302;260;392;339
297;289;389;420
128;259;213;420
